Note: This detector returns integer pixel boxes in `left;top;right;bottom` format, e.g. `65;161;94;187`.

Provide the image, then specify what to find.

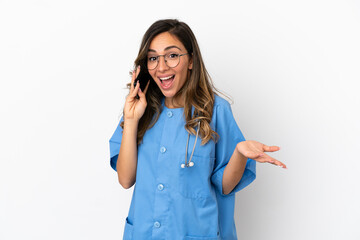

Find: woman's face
147;32;192;107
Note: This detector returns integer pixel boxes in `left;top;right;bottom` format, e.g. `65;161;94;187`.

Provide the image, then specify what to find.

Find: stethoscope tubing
181;120;201;168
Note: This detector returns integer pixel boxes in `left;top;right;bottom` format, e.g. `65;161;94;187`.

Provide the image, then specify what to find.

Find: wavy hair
120;19;228;145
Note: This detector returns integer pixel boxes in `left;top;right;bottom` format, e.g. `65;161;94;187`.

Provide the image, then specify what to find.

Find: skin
117;31;287;192
147;32;193;108
116;66;150;188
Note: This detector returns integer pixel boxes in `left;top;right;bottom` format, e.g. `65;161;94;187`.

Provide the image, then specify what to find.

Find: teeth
159;75;174;81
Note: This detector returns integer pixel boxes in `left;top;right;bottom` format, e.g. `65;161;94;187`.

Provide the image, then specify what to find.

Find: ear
188;54;193;70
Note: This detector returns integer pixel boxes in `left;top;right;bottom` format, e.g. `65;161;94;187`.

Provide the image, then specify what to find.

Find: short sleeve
109;116;124;171
210;100;256;196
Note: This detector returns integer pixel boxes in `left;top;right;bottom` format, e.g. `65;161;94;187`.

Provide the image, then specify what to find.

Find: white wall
1;0;359;239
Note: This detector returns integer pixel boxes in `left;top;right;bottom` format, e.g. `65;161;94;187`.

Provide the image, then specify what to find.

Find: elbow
120;182;133;189
118;177;135;189
222;186;232;195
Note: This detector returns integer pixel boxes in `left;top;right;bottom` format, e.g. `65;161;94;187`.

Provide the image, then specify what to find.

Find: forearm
222;143;247;195
117;119;138;189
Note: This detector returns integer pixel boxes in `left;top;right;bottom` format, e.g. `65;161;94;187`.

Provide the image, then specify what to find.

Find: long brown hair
121;19;226;145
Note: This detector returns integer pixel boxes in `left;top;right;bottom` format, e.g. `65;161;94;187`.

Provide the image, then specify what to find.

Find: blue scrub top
109;94;256;240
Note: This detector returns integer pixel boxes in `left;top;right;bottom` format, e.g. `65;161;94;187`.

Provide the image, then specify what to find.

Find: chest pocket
178;153;215;199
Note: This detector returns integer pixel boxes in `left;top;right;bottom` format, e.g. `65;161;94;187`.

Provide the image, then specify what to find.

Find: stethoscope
181;120;201;168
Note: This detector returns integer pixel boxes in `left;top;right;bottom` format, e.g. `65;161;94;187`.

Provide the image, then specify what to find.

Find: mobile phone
134;65;151;99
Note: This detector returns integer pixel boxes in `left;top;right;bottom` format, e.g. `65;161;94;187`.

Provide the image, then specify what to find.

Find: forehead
149;32;185;52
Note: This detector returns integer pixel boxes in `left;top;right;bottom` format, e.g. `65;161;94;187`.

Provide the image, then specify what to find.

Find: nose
157;55;169;72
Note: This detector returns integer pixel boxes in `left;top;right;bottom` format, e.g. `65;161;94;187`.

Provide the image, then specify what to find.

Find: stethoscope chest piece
181;162;195;168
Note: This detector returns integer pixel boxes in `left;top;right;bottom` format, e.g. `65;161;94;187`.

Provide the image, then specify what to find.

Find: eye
148;56;157;62
167;53;179;59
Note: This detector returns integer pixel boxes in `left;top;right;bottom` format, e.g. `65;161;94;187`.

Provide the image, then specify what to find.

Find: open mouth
159;75;175;89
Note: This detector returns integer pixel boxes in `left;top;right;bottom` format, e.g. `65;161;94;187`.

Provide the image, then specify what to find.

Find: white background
1;0;359;239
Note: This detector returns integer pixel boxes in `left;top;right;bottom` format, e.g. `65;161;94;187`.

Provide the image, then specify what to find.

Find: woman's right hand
124;66;150;122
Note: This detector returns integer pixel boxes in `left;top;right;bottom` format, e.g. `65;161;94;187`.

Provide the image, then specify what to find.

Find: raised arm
117;67;150;189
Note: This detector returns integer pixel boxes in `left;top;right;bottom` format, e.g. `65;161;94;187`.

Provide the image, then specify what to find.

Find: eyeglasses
147;53;189;70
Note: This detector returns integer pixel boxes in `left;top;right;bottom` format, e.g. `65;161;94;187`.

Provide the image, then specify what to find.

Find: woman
109;19;286;240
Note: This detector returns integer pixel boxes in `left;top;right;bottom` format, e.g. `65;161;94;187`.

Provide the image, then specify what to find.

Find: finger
130;69;137;92
130;66;140;92
263;145;280;152
269;159;287;169
257;154;276;164
138;85;147;103
135;65;140;78
246;151;264;159
277;161;287;169
143;80;151;95
130;80;140;98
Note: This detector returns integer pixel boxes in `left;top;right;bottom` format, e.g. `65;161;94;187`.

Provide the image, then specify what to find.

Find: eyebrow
148;45;182;53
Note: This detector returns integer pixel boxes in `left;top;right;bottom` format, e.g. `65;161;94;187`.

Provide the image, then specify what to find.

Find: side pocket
122;217;134;240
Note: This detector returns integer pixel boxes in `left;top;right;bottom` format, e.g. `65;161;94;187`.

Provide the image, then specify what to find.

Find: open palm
236;140;287;169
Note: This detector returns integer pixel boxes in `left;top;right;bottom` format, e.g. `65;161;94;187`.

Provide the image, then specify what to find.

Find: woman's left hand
236;140;287;169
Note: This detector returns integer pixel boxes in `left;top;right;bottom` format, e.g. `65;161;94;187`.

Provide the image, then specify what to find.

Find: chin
161;91;176;98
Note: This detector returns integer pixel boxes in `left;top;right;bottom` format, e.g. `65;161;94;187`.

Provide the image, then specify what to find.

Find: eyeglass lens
147;53;182;70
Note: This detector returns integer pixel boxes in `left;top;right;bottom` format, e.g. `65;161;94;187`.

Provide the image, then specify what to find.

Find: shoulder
212;94;242;137
211;94;236;127
214;94;232;112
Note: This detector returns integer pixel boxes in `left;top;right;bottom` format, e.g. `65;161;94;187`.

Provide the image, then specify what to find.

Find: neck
165;96;185;109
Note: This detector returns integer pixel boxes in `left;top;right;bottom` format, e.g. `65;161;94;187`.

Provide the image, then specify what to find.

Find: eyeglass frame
147;53;189;70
